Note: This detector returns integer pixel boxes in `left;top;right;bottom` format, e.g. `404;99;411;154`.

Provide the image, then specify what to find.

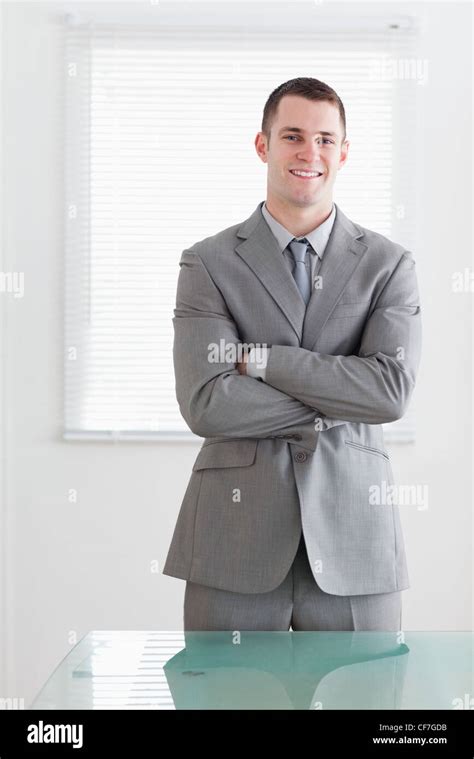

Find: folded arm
173;248;339;441
263;251;422;424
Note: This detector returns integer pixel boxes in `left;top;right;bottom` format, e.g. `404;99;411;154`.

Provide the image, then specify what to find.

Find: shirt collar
261;201;337;259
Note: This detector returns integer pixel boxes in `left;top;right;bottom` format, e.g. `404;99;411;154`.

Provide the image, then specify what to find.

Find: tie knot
289;237;309;264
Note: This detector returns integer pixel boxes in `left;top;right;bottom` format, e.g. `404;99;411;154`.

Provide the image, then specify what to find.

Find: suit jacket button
294;451;307;462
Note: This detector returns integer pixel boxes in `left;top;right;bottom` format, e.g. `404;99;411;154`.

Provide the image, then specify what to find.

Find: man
162;77;422;632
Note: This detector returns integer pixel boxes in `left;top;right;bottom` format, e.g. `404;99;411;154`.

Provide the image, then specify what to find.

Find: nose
296;140;322;163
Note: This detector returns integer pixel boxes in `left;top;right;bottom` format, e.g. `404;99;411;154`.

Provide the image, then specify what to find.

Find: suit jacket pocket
327;301;371;319
193;439;258;471
344;439;390;461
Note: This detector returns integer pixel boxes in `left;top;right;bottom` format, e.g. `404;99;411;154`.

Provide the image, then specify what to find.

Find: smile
289;170;323;179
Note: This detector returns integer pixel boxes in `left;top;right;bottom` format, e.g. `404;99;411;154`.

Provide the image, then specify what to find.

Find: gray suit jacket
162;201;422;595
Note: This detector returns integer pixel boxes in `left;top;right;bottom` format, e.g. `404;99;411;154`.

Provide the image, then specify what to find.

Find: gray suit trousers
184;533;402;632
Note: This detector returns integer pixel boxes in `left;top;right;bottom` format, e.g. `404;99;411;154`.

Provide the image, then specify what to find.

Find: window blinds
63;18;419;441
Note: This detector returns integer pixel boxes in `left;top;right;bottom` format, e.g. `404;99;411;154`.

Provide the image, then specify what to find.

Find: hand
236;352;249;375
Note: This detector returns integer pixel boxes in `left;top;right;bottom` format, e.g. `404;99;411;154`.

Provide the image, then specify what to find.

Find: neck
265;195;333;237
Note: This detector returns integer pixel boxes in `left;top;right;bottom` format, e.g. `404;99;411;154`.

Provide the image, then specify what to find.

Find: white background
0;0;472;707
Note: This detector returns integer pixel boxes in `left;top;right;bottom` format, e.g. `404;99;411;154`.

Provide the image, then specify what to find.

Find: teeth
291;170;321;177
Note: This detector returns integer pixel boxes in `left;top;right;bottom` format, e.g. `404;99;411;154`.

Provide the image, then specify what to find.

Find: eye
283;136;335;144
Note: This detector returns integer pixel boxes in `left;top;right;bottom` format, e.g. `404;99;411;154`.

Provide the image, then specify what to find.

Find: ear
338;139;350;170
255;132;268;164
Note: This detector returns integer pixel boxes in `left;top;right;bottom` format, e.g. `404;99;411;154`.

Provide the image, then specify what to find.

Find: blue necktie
289;237;311;305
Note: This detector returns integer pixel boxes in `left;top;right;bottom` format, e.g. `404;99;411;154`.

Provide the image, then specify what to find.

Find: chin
291;193;321;207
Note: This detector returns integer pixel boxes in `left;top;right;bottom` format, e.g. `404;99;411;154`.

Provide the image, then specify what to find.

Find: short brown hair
262;77;346;144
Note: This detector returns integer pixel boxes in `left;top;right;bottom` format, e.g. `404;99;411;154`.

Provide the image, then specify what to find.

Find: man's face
255;94;349;209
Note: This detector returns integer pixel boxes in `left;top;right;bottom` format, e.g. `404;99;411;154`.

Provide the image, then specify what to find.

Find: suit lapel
235;203;306;341
235;201;368;349
302;204;368;351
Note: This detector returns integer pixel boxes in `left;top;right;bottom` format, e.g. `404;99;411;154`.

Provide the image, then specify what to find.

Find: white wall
0;0;471;708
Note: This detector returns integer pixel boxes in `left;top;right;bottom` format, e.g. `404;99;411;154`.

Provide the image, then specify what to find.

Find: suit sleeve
263;251;422;424
173;248;339;441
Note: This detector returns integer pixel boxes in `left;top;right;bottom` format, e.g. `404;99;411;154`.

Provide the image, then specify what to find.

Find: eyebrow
277;127;337;137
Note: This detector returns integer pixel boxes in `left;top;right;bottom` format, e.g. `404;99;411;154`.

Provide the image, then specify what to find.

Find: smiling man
257;92;347;236
163;77;422;633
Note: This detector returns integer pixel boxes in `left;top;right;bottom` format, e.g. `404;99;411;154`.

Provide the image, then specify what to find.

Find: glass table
29;631;474;710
